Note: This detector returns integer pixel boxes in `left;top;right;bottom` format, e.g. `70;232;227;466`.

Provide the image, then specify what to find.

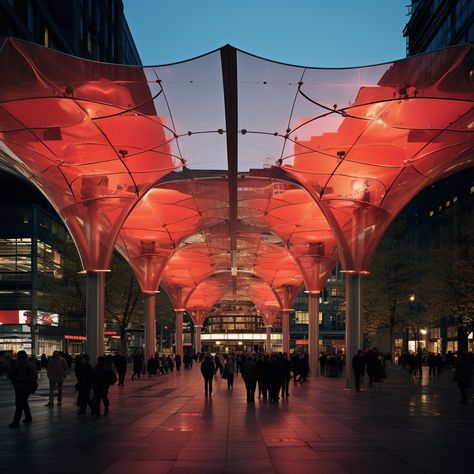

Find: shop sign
64;335;86;341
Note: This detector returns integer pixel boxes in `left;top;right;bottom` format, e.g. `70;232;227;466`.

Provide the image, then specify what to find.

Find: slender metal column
30;207;38;356
195;325;202;354
308;292;320;377
282;310;290;354
345;273;362;389
86;271;105;365
144;293;156;359
265;325;272;354
175;310;184;357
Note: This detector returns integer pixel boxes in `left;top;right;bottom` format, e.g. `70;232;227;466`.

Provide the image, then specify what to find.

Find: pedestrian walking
91;356;117;417
224;353;236;389
113;352;127;386
131;351;142;380
74;354;93;415
200;354;215;397
352;349;365;392
45;350;68;407
8;350;38;427
175;353;182;371
455;352;472;404
241;355;258;403
281;353;291;398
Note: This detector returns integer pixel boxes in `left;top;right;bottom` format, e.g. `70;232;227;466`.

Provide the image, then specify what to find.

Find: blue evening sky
123;0;408;67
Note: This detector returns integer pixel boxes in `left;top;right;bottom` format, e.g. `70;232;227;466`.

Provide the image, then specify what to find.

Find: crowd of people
5;346;474;427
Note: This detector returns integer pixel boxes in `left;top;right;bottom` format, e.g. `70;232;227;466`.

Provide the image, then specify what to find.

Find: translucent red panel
1;38;472;315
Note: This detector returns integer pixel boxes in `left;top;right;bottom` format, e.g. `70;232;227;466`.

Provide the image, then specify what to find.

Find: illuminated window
295;311;309;324
470;185;474;194
453;196;458;203
429;210;434;217
446;200;450;207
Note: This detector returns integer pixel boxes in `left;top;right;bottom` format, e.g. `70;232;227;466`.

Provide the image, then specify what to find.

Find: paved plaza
1;364;472;474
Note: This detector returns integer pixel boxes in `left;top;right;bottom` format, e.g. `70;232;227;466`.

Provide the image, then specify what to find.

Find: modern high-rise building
403;0;473;55
0;0;141;64
0;0;142;355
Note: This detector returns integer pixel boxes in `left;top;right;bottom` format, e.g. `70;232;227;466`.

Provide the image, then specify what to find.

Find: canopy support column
175;310;184;357
308;292;320;377
86;271;105;365
265;325;272;354
282;310;290;354
345;273;362;389
144;293;156;359
195;325;202;354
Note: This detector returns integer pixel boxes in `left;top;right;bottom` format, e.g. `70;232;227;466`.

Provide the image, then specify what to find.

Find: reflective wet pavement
0;364;472;473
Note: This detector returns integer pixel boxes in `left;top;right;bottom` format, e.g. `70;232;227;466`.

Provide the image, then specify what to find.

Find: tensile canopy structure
0;37;472;387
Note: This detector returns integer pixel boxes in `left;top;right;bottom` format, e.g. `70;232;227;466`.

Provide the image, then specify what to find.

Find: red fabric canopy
1;38;472;323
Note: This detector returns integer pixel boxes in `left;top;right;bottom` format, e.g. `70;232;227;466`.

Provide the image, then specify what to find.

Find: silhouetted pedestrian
281;353;291;398
319;352;327;376
91;356;117;416
241;355;258;402
455;353;472;404
352;350;365;392
114;352;127;386
225;354;236;389
131;352;142;380
201;354;215;397
75;354;93;415
8;350;37;427
45;351;68;406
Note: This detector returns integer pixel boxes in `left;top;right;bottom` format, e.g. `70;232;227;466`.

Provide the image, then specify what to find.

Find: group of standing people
129;350;186;380
200;352;295;403
351;348;388;392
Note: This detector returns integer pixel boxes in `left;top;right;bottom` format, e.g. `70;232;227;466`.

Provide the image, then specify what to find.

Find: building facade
0;0;142;356
403;0;473;55
0;0;141;65
292;266;346;354
201;301;282;353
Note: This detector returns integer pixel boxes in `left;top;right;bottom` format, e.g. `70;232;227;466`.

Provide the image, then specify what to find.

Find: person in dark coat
455;352;473;404
415;348;424;378
299;353;309;382
365;349;378;386
175;353;182;371
260;354;271;400
214;354;222;375
113;352;127;386
200;354;215;397
147;356;157;376
167;354;175;372
269;354;284;403
74;354;93;415
131;351;142;380
241;355;258;402
352;350;366;392
281;354;291;398
8;350;38;427
319;352;327;377
91;356;117;416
